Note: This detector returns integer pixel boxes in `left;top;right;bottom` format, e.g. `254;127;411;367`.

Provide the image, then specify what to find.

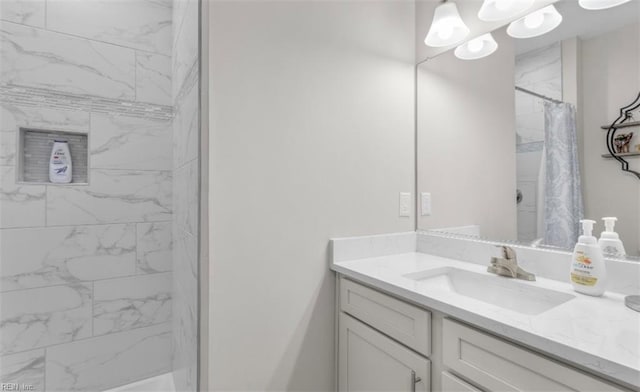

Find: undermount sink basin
403;267;575;316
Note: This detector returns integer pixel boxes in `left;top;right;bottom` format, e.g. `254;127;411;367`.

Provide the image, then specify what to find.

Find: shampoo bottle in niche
570;219;606;296
598;217;626;257
49;140;72;183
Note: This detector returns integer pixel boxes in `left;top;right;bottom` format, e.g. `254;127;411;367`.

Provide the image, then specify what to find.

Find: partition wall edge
199;0;211;390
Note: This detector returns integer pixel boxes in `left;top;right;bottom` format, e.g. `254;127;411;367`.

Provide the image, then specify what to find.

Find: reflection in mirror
417;0;640;258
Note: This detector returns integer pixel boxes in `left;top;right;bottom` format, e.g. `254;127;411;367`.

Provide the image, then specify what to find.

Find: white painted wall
207;1;415;390
581;22;640;256
416;29;518;240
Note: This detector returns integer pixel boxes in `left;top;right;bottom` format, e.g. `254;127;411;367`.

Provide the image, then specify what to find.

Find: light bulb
478;0;534;22
494;0;511;11
579;0;631;10
524;11;544;29
454;33;498;60
467;39;484;53
424;2;470;47
437;23;454;40
507;5;562;39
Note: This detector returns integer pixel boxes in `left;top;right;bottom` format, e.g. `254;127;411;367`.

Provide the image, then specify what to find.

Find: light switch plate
421;192;431;216
399;192;411;217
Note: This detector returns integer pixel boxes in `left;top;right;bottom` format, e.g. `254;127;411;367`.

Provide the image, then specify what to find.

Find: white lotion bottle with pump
570;219;606;296
598;217;626;257
49;140;72;183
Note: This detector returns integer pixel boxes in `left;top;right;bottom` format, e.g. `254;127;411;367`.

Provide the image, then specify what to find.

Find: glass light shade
454;33;499;60
478;0;535;22
507;5;562;39
578;0;631;10
424;2;470;47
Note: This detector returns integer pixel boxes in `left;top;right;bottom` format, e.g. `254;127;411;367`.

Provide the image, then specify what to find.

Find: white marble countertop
332;251;640;389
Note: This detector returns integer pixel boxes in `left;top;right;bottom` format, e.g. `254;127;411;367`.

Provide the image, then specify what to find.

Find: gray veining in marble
0;283;92;354
0;103;90;170
515;43;562;145
45;323;171;391
93;272;172;336
1;21;136;100
0;165;45;228
90;114;172;171
0;0;45;28
0;224;136;291
173;74;198;170
46;0;172;56
136;52;172;106
0;131;16;166
171;2;199;389
137;221;173;274
0;349;45;392
46;169;172;225
172;0;198;100
171;229;198;392
0;103;90;134
173;159;198;236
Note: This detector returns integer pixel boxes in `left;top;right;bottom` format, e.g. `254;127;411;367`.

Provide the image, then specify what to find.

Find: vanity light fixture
578;0;631;10
454;33;498;60
478;0;534;22
424;1;470;47
507;5;562;39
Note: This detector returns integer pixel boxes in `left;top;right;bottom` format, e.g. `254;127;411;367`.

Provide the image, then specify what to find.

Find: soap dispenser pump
598;217;626;257
570;219;606;296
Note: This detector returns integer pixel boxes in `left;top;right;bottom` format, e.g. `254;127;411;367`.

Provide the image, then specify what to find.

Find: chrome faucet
487;245;536;281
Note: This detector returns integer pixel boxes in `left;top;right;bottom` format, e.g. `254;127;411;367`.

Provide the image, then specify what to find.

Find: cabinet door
441;372;483;392
339;313;430;392
340;278;431;357
442;319;628;392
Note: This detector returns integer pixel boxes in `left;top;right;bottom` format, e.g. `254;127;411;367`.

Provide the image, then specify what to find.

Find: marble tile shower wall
0;1;174;391
515;43;562;241
171;0;199;391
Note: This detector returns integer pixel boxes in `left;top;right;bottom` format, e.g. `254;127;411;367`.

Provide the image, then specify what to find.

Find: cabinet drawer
339;313;430;392
442;319;627;392
441;372;482;392
340;277;431;356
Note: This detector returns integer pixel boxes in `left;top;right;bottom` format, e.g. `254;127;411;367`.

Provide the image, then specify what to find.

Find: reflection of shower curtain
543;102;584;249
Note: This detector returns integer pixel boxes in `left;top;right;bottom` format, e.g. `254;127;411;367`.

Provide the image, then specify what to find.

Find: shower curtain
542;101;584;249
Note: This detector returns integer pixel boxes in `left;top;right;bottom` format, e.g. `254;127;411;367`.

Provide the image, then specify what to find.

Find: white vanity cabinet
339;276;433;392
337;276;633;392
442;319;628;392
339;314;430;392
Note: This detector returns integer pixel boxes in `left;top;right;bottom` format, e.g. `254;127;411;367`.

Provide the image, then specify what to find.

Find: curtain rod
515;86;563;105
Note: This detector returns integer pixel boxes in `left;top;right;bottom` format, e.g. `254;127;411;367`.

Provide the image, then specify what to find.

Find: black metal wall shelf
600;120;640;130
604;92;640;180
602;152;640;159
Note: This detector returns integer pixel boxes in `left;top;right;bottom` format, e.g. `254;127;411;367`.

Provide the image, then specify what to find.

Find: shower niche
17;128;89;184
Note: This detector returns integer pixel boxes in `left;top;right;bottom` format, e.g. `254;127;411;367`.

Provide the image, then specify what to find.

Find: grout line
0;220;172;232
44;184;48;227
5;320;172;356
135;221;140;275
43;346;47;392
134;51;138;102
0;20;172;58
90;281;95;337
0;271;173;295
1;272;172;292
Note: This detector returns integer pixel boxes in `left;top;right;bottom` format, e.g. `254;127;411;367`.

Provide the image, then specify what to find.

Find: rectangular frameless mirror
417;0;640;258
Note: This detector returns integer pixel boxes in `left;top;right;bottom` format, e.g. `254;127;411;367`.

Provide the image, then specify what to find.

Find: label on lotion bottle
570;219;606;296
570;251;597;286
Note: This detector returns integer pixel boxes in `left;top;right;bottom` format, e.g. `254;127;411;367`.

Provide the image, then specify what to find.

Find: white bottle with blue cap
570;219;606;296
